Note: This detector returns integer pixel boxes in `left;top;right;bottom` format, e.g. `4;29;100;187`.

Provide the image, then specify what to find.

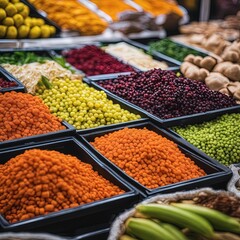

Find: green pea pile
173;113;240;166
35;77;141;129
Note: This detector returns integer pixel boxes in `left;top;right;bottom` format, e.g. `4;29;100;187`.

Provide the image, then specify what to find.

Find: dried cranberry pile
0;77;17;89
63;45;134;76
98;69;237;119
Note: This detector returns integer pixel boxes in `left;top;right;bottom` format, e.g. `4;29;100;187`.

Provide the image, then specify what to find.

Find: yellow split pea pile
0;149;124;223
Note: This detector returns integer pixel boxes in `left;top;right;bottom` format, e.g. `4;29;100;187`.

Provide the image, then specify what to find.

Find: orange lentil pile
91;128;206;189
0;91;65;141
0;149;124;223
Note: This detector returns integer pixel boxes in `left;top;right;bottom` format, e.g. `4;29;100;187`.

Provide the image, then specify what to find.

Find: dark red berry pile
63;45;135;76
0;77;17;89
98;69;237;119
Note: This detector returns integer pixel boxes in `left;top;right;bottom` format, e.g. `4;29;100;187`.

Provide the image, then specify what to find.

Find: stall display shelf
0;5;239;236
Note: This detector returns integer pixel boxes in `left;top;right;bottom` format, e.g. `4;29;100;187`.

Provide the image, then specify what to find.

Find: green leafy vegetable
0;51;50;65
149;39;206;62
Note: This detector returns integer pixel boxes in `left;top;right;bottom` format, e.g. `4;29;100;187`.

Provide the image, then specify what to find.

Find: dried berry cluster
63;45;134;76
98;69;237;119
0;77;17;89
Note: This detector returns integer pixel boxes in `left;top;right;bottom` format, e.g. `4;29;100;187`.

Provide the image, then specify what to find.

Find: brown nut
184;54;195;63
193;56;203;67
205;72;230;91
200;56;217;71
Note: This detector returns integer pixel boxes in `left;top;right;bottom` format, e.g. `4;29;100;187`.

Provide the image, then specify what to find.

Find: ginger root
227;82;240;100
219;88;230;96
213;62;240;81
200;56;217;71
193;56;203;67
184;54;195;63
181;53;240;104
205;72;229;91
180;62;209;81
221;40;240;63
203;34;230;55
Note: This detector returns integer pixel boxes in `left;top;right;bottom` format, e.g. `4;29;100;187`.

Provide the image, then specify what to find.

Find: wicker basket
107;187;240;240
228;164;240;197
0;233;68;240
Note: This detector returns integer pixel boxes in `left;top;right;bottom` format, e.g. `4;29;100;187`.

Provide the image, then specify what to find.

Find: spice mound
0;91;65;141
91;128;206;189
0;149;124;223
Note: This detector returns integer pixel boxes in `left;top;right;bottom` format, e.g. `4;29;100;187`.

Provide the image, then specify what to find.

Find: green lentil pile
35;77;141;129
173;113;240;166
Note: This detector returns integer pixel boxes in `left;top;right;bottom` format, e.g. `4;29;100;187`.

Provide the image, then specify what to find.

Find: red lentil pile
0;91;65;141
0;149;124;223
91;128;206;189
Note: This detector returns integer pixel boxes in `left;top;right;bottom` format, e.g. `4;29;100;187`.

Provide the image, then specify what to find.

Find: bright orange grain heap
0;91;65;141
0;149;124;223
90;0;136;21
91;128;206;189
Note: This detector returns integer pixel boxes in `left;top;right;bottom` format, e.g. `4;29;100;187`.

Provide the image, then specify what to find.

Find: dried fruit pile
63;45;135;76
90;0;135;21
28;0;107;35
98;69;237;119
91;127;206;189
0;149;124;222
133;0;183;17
0;91;65;141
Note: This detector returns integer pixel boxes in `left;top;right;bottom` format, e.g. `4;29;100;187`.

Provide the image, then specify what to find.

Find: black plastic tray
0;137;140;236
130;38;209;65
88;75;240;127
0;48;54;56
21;0;61;37
166;109;240;166
77;120;232;196
128;37;161;45
0;121;75;151
0;67;25;93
